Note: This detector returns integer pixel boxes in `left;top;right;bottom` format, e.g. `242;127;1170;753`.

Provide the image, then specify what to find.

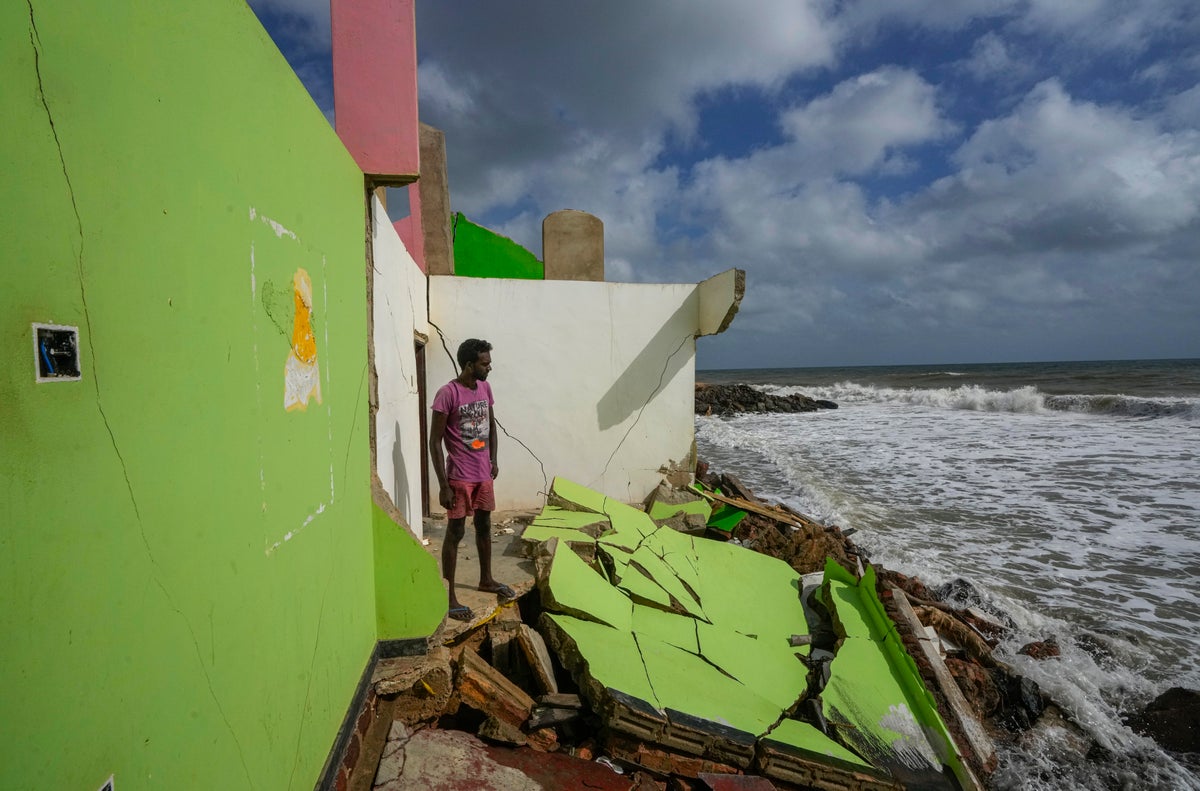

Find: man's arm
489;404;499;480
429;410;453;508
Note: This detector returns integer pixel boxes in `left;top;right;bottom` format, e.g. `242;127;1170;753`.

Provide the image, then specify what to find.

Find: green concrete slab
821;637;943;773
689;539;808;640
628;546;706;617
638;530;705;609
545;539;633;631
694;620;810;711
530;506;612;537
707;506;747;532
636;635;782;738
820;560;889;642
546;614;658;707
522;524;599;547
648;498;713;522
597;527;644;553
610;556;675;610
550;477;647;525
765;719;873;770
597;542;633;582
631;602;700;654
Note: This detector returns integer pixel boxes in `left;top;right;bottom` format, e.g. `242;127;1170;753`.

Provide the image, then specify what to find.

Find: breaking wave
763;383;1199;420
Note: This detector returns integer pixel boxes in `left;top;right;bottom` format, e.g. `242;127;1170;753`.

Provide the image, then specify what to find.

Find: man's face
471;351;492;381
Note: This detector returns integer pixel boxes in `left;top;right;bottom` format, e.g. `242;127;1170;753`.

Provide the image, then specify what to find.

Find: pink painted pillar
331;0;420;184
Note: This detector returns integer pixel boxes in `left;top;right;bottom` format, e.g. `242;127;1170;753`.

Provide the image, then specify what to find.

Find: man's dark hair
456;338;493;369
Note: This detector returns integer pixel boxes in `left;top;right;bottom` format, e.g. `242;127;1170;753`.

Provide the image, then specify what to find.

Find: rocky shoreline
695;383;837;416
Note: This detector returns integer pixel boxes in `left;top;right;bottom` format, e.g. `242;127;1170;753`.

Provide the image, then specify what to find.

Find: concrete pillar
419;123;455;276
330;0;420;183
542;210;604;281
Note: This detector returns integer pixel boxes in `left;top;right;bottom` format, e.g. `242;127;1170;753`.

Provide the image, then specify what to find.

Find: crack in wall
343;360;369;493
428;319;550;500
26;6;256;782
28;0;142;524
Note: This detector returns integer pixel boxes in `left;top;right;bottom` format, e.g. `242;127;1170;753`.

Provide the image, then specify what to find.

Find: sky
248;0;1200;369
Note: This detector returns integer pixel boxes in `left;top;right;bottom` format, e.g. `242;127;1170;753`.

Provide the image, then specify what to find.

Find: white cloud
906;79;1200;256
253;0;1200;365
964;32;1033;85
778;67;953;175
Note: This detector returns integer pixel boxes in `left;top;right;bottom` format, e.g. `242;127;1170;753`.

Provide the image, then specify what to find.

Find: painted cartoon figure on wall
284;267;322;411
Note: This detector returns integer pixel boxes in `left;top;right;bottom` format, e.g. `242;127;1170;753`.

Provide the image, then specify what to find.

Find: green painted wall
0;3;408;789
373;501;446;639
452;212;544;279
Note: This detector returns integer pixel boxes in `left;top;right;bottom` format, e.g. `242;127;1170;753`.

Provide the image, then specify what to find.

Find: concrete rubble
354;463;1086;791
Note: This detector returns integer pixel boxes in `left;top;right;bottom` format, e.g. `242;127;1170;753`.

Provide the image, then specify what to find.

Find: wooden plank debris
456;647;534;730
889;586;996;782
518;624;559;695
692;489;819;530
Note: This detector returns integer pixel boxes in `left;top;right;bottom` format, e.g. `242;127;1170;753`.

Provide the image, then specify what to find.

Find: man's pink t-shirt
432;379;495;483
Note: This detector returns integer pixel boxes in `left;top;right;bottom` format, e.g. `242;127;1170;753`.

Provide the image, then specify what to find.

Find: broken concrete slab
550;476;647;523
529;505;613;535
527;478;973;790
818;560;969;790
539;538;633;630
520;523;599;560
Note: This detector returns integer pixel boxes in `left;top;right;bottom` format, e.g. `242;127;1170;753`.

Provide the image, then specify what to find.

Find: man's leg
442;516;467;610
473;508;496;589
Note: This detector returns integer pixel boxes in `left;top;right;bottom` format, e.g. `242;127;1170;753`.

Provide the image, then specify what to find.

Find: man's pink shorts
447;478;496;519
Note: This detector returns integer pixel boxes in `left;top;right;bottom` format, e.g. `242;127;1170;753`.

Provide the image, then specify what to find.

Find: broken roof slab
550;476;647;524
818;559;964;788
648;497;713;522
542;538;632;630
531;480;969;787
529;505;612;535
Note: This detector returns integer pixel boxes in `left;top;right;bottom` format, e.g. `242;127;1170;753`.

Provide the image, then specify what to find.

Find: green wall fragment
374;501;446;639
707;506;747;532
452;213;544;279
817;559;961;783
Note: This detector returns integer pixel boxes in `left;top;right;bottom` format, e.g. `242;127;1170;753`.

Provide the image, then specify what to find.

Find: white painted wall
371;196;428;536
427;275;738;511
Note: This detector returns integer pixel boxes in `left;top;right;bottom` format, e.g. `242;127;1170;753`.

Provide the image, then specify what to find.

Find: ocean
695;358;1200;790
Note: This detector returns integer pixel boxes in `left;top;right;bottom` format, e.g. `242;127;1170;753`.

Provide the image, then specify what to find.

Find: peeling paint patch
284;268;322;412
266;503;329;555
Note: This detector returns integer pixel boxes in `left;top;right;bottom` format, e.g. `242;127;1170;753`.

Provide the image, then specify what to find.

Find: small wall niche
33;323;81;382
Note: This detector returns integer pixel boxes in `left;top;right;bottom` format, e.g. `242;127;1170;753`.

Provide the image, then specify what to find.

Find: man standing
429;338;512;620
